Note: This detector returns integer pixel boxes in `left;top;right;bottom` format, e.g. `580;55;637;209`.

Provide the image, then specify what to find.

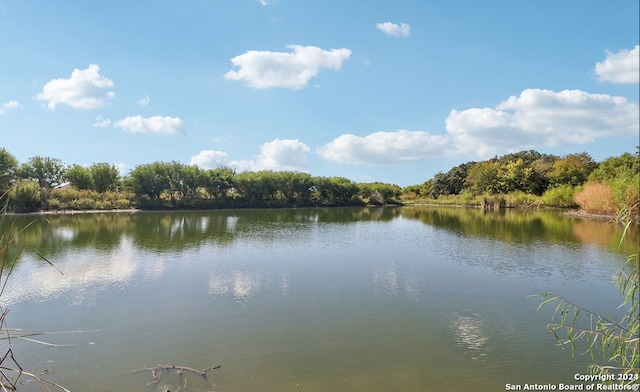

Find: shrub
505;191;539;207
71;198;96;210
9;180;41;212
48;198;62;210
540;185;579;208
608;173;639;212
115;198;132;209
94;200;109;210
50;188;83;203
480;194;506;209
459;191;475;205
574;182;619;215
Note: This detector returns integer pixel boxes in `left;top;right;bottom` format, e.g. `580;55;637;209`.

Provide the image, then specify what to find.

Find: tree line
0;148;402;211
1;147;637;215
402;149;638;216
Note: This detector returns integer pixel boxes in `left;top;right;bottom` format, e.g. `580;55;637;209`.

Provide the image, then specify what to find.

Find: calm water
1;206;636;392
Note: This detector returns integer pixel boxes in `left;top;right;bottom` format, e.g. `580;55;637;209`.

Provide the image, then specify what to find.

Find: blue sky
1;0;638;187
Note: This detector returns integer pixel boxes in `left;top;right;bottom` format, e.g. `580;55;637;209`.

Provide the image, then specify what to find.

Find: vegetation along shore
1;147;638;220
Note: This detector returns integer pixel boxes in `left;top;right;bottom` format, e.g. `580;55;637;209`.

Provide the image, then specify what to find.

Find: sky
0;0;638;187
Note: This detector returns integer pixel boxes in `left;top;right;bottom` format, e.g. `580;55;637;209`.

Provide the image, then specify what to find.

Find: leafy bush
48;189;135;211
540;185;579;208
48;198;62;210
482;194;506;209
115;198;132;209
71;198;96;210
9;180;41;212
51;188;88;203
505;191;540;207
457;191;474;205
608;173;639;214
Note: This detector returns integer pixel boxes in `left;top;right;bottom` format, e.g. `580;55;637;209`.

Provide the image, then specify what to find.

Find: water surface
2;207;635;391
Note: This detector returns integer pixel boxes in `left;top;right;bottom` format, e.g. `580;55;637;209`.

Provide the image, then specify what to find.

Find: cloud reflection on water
208;270;263;303
1;237;138;307
372;262;421;302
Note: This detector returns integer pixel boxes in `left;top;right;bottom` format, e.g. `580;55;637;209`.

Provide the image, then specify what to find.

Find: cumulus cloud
319;89;638;164
445;89;639;158
0;100;21;115
191;139;310;172
224;45;351;89
376;22;410;37
34;64;115;109
113;115;184;135
252;138;310;170
93;115;111;128
138;95;150;106
190;150;230;169
594;45;639;84
115;162;130;176
318;130;451;165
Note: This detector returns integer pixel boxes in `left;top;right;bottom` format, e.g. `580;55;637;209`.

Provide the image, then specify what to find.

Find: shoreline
9;208;141;216
561;209;619;222
5;205;625;222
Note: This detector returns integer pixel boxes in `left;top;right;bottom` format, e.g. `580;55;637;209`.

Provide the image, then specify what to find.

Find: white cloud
191;139;310;172
319;89;639;164
594;45;639;84
115;162;130;176
34;64;115;109
0;100;21;115
138;95;150;106
445;88;639;158
318;130;451;165
376;22;410;37
190;150;230;169
113;115;184;135
224;45;351;89
93;115;111;128
252;138;310;171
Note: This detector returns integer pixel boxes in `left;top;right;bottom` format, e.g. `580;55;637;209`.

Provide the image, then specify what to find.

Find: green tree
203;167;235;199
465;160;500;195
234;171;283;203
547;152;597;187
496;158;534;194
270;171;312;204
90;163;120;193
127;162;169;199
67;164;93;190
589;152;639;183
420;179;434;198
529;156;558;195
313;177;359;204
180;164;203;200
358;182;401;204
401;184;422;195
18;156;68;207
431;162;476;198
0;148;18;195
19;156;68;189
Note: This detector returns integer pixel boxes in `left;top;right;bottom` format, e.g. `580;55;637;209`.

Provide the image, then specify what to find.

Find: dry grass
574;182;618;215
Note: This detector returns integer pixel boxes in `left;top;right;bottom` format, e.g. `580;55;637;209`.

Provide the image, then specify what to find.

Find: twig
0;366;71;392
125;364;222;384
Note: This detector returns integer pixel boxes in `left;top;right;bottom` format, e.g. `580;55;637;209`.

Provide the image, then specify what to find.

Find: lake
1;206;636;392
